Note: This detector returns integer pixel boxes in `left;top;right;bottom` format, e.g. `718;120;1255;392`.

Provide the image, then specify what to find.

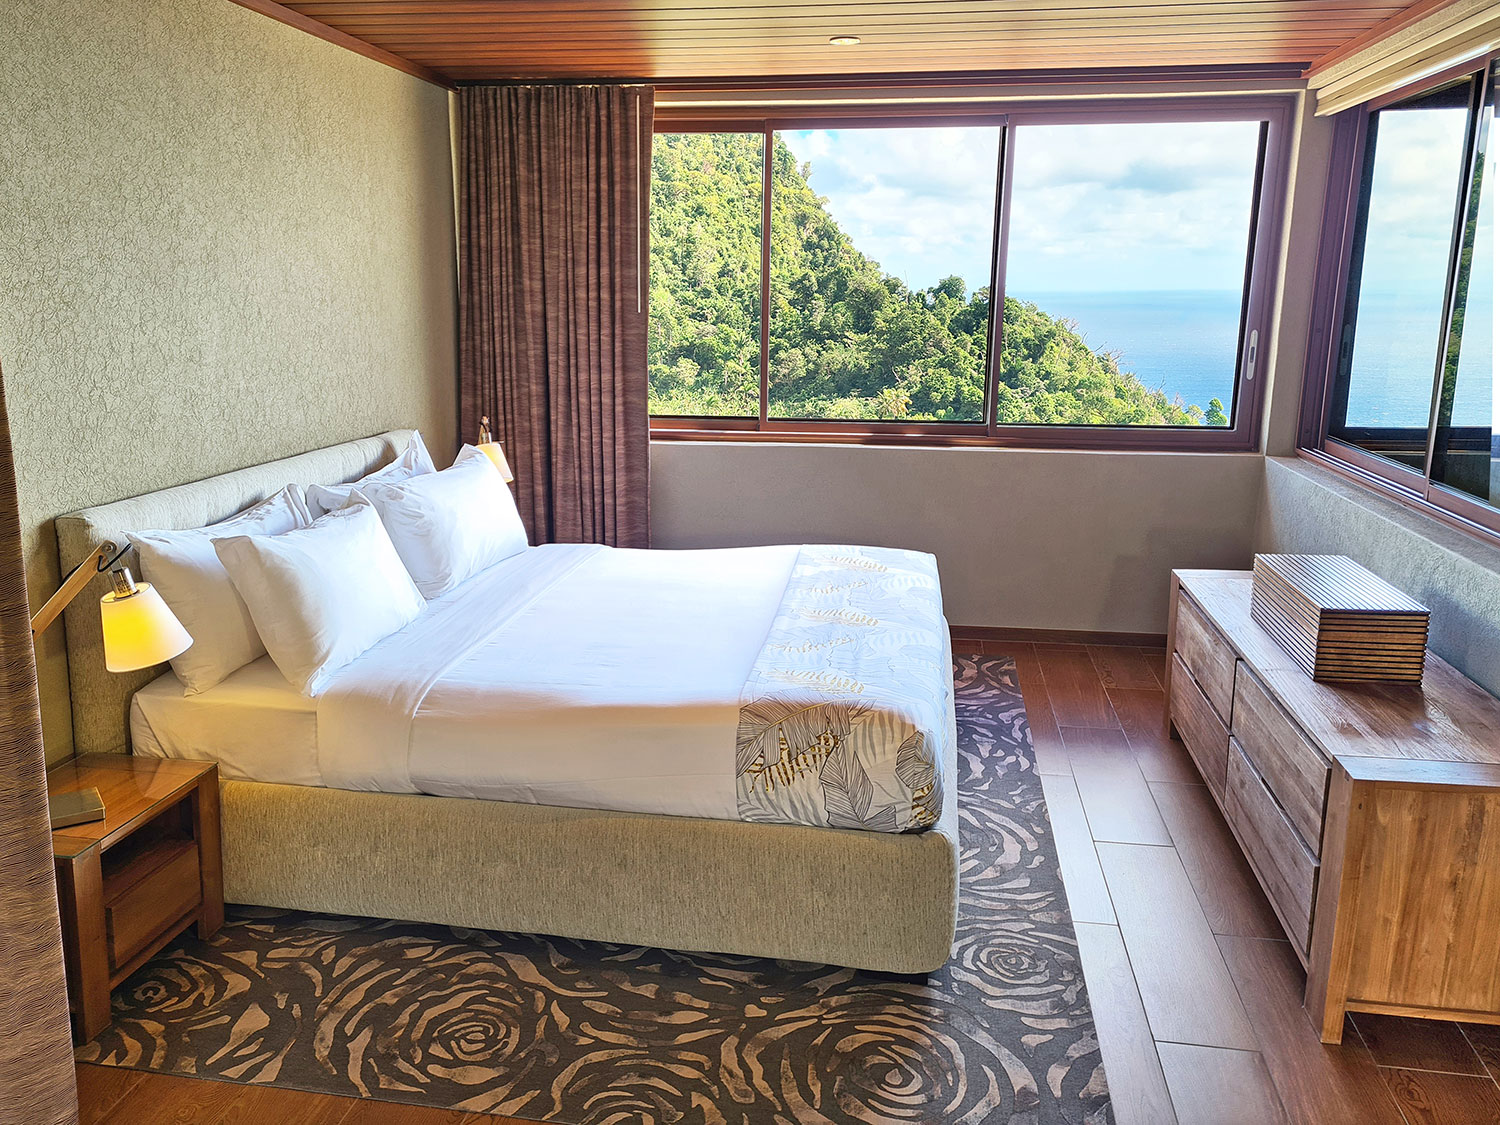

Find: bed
55;431;961;973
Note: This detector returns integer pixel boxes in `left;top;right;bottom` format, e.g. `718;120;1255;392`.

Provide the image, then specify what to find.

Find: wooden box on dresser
1165;569;1500;1044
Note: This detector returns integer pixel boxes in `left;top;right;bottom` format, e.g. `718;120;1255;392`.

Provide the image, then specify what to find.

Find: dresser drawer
105;841;201;973
1226;739;1319;953
1175;591;1236;722
1170;652;1231;800
1231;664;1330;854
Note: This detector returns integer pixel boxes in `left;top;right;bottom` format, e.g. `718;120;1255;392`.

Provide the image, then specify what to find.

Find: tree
648;132;1211;426
1205;398;1229;427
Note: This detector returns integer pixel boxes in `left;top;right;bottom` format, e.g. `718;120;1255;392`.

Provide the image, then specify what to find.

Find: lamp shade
477;442;515;483
100;583;192;672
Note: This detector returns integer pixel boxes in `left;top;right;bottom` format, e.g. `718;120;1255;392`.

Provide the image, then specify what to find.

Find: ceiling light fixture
829;35;861;46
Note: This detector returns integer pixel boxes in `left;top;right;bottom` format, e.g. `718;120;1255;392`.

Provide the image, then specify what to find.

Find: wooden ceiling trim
243;0;1425;84
302;7;1406;26
229;0;453;87
1304;0;1462;74
288;0;1402;16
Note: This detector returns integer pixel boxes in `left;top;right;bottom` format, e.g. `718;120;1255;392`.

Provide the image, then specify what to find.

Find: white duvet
135;542;953;832
318;543;799;820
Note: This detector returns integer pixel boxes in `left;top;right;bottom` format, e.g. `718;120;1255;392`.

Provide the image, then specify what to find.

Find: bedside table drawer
105;840;201;972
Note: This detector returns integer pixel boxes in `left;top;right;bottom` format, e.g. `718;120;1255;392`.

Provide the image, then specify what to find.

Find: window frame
649;94;1295;451
1298;53;1500;543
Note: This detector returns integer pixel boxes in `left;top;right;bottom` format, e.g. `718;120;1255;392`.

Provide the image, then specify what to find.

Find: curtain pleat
0;360;79;1124
458;85;654;548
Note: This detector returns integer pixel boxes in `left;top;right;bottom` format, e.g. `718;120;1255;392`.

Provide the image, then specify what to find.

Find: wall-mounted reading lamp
30;542;192;672
476;416;515;483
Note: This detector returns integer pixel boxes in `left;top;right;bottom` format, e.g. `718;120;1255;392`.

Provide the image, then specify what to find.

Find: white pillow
213;499;425;696
130;485;312;694
358;445;529;599
306;432;435;518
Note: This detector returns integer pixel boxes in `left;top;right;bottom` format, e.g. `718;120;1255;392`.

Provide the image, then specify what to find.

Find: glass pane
1329;80;1473;469
766;126;1000;422
1433;66;1498;508
648;132;763;417
1001;120;1263;427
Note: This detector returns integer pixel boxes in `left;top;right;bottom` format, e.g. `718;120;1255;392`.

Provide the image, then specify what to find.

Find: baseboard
949;624;1167;648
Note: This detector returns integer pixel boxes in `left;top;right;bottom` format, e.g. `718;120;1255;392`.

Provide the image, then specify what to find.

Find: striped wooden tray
1250;554;1429;683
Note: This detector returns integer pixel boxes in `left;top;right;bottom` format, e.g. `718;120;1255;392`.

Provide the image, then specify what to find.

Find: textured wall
0;0;457;761
1257;457;1500;697
652;443;1264;636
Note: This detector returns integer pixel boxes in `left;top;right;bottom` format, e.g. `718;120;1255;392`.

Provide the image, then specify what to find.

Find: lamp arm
30;540;123;638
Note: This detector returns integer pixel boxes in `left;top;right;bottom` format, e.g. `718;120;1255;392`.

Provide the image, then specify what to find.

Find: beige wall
0;0;457;761
652;443;1264;635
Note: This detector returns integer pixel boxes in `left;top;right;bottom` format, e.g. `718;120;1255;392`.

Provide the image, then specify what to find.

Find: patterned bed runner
735;545;950;832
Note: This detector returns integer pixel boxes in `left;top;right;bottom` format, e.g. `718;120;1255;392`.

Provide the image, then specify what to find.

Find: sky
780;120;1265;294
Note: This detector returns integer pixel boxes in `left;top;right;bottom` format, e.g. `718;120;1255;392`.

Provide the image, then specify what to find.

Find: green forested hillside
649;132;1223;426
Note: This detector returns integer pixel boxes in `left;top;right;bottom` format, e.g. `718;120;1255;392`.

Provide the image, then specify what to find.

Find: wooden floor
974;639;1500;1125
74;1064;526;1124
75;641;1500;1123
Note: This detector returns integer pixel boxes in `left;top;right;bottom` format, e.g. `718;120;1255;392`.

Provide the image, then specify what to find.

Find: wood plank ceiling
268;0;1418;82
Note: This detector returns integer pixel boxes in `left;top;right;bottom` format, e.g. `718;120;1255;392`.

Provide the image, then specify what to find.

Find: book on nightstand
49;786;105;830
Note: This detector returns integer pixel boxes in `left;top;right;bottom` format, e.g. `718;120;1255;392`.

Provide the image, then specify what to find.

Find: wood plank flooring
973;638;1500;1125
73;1064;518;1124
74;639;1500;1123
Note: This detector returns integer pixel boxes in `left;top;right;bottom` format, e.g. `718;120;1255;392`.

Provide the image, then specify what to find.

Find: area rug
78;655;1112;1124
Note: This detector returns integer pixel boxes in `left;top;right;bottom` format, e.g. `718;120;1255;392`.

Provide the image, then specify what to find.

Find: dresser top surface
1175;570;1500;767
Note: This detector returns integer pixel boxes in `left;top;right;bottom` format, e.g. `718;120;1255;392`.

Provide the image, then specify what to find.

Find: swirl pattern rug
77;656;1111;1124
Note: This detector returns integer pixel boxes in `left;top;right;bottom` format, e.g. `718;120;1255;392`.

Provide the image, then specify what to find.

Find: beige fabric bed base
221;778;960;974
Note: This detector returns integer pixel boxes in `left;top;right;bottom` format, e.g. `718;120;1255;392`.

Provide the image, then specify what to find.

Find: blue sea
1022;288;1494;426
1022;290;1241;416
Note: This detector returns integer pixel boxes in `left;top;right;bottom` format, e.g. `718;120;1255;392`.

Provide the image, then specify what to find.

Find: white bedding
136;544;799;819
133;542;952;832
320;543;798;819
132;656;321;786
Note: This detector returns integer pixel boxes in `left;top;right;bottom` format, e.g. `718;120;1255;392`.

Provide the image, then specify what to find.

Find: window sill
1295;446;1500;549
650;423;1257;453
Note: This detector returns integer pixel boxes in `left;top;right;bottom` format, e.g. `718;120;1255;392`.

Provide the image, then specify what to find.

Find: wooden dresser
1165;570;1500;1044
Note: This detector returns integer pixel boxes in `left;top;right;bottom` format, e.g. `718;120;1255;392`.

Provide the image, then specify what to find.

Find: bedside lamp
31;541;192;673
476;416;515;483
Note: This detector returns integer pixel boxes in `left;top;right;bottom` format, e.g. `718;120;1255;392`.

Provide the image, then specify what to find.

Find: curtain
458;84;654;548
0;361;79;1124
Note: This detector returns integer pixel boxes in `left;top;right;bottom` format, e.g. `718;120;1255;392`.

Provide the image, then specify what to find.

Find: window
1002;120;1264;429
647;132;762;418
649;101;1288;448
1304;58;1500;536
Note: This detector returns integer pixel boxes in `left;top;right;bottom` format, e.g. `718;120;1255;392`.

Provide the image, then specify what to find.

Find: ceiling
262;0;1420;83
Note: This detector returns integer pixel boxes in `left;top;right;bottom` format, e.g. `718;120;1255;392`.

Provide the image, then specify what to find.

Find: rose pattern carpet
78;655;1112;1124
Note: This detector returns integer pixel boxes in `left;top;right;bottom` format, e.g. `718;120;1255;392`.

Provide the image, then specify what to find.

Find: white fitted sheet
131;656;321;786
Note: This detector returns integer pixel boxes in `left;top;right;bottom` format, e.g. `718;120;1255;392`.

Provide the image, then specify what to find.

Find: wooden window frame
649;94;1296;452
1297;52;1500;544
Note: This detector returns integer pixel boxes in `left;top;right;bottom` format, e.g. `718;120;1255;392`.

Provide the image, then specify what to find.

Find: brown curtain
458;84;654;548
0;362;79;1124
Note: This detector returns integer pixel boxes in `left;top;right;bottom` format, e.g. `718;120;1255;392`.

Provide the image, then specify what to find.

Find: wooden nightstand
47;754;224;1042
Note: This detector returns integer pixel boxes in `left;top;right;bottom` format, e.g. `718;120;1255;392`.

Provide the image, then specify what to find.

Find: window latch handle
1245;329;1259;382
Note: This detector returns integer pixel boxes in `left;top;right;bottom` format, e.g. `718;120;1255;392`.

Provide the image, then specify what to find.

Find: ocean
1021;288;1495;427
1021;290;1242;417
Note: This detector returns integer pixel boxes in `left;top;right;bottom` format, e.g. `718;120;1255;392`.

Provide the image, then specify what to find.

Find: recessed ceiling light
829;35;862;46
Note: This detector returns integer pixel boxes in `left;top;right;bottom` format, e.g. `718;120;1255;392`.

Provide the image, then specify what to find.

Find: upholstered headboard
54;430;416;757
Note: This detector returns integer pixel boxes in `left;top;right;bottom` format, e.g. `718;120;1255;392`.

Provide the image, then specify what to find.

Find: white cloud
781;127;1000;292
781;119;1265;294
